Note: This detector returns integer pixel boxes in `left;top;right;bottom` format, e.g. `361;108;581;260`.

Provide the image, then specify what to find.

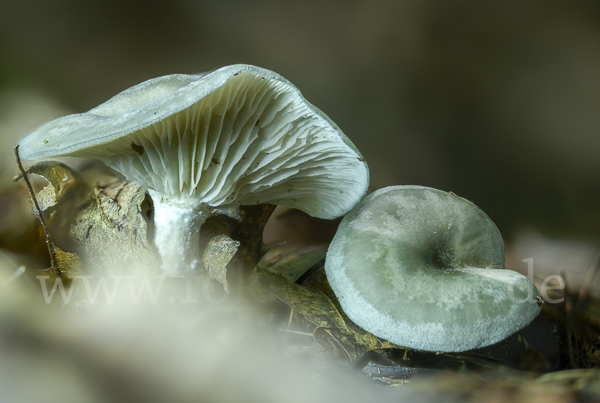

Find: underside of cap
18;65;368;219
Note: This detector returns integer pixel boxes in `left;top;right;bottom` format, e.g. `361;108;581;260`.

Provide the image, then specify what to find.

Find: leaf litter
5;152;600;401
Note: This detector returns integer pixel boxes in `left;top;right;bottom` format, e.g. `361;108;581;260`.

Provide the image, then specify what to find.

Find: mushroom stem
149;192;210;276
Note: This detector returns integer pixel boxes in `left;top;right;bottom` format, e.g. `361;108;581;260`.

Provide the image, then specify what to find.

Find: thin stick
14;146;62;278
286;308;295;330
278;329;313;337
578;250;600;305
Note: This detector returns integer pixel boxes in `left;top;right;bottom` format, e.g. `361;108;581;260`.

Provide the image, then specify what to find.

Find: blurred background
1;0;599;282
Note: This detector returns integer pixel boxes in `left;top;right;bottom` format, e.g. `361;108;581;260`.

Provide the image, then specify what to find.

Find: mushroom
325;185;541;352
18;65;369;276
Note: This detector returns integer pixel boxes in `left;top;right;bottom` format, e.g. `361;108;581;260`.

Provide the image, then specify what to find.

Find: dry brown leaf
69;181;159;276
15;160;92;248
233;204;276;270
201;204;275;294
13;152;87;280
52;245;82;277
14;161;86;195
301;266;396;352
259;248;326;282
257;266;395;362
203;234;240;293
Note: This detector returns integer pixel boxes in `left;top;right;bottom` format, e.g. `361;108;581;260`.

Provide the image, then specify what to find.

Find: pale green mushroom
325;185;541;352
18;65;369;276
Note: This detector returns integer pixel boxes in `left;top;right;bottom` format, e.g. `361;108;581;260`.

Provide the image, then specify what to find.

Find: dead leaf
259;248;326;282
302;266;396;352
203;234;240;293
313;327;358;363
201;204;275;294
14;160;83;192
14;149;84;279
257;266;393;361
69;181;159;276
16;159;92;243
258;267;346;328
51;245;82;278
14;160;91;217
232;204;276;270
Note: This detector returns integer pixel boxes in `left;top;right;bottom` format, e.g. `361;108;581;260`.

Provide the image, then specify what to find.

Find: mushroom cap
325;185;541;352
18;65;368;218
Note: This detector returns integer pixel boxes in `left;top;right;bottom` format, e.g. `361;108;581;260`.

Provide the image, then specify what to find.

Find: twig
14;145;62;278
286;308;295;330
278;328;314;337
2;266;25;285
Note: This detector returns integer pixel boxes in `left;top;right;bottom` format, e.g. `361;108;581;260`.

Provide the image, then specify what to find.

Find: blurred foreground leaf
536;368;600;399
